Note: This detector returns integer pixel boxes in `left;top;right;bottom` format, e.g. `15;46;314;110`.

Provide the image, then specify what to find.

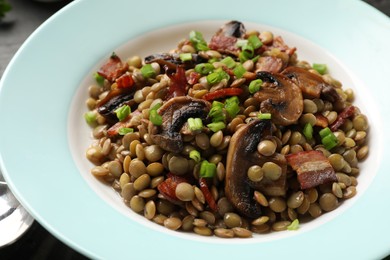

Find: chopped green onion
84;111;97;125
199;160;216;178
248;79;263;94
189;31;209;51
207;121;226;132
287;219;300;231
187;118;203;131
248;34;263;49
303;123;313;140
206;69;229;85
140;64;156;79
150;102;162;111
220;56;236;69
195;63;214;75
233;64;246;78
118;127;134;135
319;127;332;139
242;44;254;58
208;101;225;122
189;150;201;163
208;58;218;64
149;109;162;126
322;134;338;150
115;105;130;121
239;51;251;63
224;96;240;118
319;127;338;150
258;113;271;120
179;53;193;62
93;72;105;86
252;55;260;63
313;63;327;75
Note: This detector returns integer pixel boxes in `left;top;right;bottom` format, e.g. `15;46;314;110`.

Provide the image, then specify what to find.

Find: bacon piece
187;71;200;85
270;36;297;56
314;113;329;128
98;54;128;82
329;106;356;131
202;88;243;101
116;73;134;89
286;150;337;189
157;173;189;204
199;178;218;212
167;66;187;99
209;35;240;56
256;56;284;73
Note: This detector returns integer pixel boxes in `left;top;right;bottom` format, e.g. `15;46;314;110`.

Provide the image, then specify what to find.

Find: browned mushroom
151;96;211;152
97;87;137;122
144;53;207;73
254;71;303;126
225;119;287;218
208;20;246;56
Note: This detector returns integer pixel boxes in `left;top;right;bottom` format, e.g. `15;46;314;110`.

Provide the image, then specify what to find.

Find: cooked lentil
84;21;370;238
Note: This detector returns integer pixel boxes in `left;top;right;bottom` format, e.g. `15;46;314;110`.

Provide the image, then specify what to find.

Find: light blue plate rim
1;0;390;259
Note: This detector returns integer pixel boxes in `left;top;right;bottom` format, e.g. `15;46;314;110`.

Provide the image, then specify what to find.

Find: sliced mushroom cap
151;96;211;152
225;119;287;218
97;87;136;122
208;20;246;56
144;53;207;73
254;71;303;126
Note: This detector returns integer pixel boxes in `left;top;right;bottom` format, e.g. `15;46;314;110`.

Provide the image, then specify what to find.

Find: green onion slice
195;63;214;75
248;34;263;49
140;64;156;79
312;63;327;75
199;160;217;178
179;53;193;62
84;111;97;125
118;128;134;135
248;79;263;94
258;113;271;120
233;64;246;79
189;150;201;163
187;118;203;131
93;72;105;86
287;219;300;231
220;56;236;69
115;105;131;121
189;31;209;51
224;96;240;118
207;121;226;132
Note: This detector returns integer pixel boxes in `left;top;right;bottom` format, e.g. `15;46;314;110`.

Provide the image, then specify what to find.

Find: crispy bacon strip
98;54;128;82
286;150;337;189
199;178;218;212
209;35;240;56
116;73;134;89
256;56;284;73
329;106;356;131
314;113;329;128
167;66;187;99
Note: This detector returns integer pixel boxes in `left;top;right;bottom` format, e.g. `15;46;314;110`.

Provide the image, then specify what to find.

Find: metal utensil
0;171;34;247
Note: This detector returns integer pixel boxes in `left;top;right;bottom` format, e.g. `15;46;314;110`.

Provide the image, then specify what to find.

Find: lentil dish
84;21;369;238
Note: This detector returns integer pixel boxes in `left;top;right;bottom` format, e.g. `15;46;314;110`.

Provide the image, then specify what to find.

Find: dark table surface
0;0;389;259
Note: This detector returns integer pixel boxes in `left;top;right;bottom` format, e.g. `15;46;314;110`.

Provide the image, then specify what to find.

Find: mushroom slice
254;71;303;126
208;20;246;56
225;119;287;218
151;96;211;152
144;53;207;73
